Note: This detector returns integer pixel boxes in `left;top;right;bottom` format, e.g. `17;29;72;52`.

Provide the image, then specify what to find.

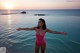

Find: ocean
0;9;80;53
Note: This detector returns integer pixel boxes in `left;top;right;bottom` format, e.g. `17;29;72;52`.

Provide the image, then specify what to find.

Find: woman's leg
41;45;46;53
35;44;40;53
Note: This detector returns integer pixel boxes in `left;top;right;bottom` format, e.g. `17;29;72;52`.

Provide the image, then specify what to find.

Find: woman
16;18;67;53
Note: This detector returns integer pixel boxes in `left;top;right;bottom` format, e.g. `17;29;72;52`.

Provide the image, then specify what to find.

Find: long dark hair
37;18;46;30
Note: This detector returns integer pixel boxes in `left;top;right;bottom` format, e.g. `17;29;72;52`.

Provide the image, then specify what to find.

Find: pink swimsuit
35;29;46;46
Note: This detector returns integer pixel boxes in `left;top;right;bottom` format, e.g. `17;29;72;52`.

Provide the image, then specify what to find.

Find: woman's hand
61;32;67;36
16;28;21;31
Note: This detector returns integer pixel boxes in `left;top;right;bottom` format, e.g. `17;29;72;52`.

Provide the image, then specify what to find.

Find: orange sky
0;0;80;10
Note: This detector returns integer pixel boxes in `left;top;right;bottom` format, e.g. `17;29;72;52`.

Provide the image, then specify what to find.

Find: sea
0;9;80;53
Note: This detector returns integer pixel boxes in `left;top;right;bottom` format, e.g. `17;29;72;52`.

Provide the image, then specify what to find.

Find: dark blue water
0;10;80;53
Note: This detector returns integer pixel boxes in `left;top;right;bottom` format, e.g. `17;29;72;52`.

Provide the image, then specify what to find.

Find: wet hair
37;18;46;30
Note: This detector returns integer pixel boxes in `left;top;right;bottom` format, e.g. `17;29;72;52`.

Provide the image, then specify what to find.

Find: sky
0;0;80;10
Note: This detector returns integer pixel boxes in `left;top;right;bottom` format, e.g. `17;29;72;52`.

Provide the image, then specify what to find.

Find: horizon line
0;9;80;11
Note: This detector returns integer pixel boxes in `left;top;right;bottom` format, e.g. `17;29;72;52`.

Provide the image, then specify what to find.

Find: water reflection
7;15;12;33
8;15;12;25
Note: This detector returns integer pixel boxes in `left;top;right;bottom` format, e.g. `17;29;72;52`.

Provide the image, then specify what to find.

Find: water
0;10;80;53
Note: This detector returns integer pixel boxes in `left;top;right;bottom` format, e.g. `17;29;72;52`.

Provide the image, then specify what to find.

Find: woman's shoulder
33;26;38;30
45;28;50;32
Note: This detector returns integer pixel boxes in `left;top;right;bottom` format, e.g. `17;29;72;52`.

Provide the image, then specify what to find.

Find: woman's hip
35;40;46;46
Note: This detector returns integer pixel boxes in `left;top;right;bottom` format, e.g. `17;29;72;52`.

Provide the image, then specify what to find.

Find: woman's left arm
46;28;67;35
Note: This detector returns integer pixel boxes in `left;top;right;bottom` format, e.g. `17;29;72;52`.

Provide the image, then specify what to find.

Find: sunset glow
3;2;13;10
0;0;80;10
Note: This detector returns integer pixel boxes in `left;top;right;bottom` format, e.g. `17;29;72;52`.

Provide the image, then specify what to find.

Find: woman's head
37;18;46;30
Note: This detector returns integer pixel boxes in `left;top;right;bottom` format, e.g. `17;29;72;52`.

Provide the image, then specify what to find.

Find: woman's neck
39;27;42;30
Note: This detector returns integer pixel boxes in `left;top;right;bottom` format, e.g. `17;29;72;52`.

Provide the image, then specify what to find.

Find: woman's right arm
16;27;36;31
